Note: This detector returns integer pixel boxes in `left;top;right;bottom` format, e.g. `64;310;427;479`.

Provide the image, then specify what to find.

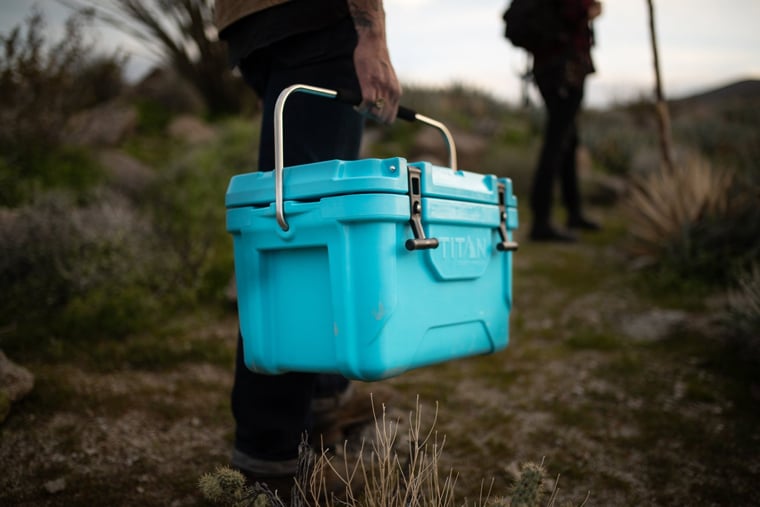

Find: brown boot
310;382;395;450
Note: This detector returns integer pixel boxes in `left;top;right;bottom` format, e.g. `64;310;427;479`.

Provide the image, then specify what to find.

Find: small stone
44;478;66;494
0;350;35;424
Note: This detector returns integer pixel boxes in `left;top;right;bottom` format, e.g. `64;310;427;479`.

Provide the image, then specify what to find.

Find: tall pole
646;0;675;171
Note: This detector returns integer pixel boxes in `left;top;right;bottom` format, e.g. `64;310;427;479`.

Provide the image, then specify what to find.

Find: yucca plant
623;152;760;291
623;153;733;264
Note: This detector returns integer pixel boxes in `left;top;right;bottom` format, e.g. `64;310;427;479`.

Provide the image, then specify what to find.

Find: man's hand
589;1;602;20
348;0;401;123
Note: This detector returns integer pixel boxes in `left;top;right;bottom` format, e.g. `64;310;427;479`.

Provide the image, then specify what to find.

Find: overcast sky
2;0;759;108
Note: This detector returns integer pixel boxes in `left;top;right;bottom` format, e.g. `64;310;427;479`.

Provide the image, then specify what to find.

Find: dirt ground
2;221;759;506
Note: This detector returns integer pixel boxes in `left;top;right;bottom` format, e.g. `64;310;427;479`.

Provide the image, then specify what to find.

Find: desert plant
623;153;760;290
199;466;285;507
199;399;462;507
671;97;760;178
0;7;125;206
61;0;254;116
0;117;254;355
582;108;655;177
137;117;256;303
722;264;760;363
301;398;461;507
623;154;732;264
487;460;589;507
199;398;588;507
0;191;162;352
508;462;544;507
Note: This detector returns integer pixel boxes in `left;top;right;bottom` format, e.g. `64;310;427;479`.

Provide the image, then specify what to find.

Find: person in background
529;0;603;242
214;0;401;496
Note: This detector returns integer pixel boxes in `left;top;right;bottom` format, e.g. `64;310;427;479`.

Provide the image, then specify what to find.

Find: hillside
671;77;760;106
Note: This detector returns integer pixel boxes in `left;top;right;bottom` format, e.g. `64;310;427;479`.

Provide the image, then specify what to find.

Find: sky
2;0;759;108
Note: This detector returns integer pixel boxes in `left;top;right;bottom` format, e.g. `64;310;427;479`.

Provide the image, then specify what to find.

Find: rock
168;115;217;145
130;67;206;116
225;276;237;305
620;309;689;342
583;171;629;206
44;478;67;494
64;101;138;147
413;127;487;169
0;350;34;423
0;391;9;424
97;149;155;198
359;127;383;159
413;128;450;163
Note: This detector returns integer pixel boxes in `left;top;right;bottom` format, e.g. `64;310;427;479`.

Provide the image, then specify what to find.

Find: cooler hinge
496;182;519;252
406;166;439;251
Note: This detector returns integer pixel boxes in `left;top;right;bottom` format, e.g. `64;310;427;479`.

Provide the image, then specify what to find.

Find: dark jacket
533;0;595;83
215;0;349;67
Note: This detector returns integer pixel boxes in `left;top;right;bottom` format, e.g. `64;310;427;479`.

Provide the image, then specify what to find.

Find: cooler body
226;157;518;381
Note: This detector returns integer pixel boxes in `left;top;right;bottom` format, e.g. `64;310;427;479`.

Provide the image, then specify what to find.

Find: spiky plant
198;465;285;507
623;152;760;289
723;264;760;361
623;153;734;265
509;462;545;507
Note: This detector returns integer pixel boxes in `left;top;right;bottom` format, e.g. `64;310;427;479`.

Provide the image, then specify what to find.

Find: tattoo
348;0;381;30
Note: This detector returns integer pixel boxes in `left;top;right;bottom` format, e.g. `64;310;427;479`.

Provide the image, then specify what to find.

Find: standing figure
214;0;401;496
528;0;602;242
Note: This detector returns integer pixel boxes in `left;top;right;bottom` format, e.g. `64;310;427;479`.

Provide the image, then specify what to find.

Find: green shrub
0;7;125;206
622;153;760;287
722;264;760;365
673;97;760;178
583;109;655;176
0;192;159;351
0;145;104;207
134;98;174;135
139;118;257;305
660;186;760;286
58;284;160;339
0;118;256;355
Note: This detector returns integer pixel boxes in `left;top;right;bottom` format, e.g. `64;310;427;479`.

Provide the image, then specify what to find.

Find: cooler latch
406;166;439;251
496;182;519;252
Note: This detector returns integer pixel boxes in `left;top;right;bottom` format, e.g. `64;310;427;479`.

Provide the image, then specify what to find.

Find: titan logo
437;236;488;259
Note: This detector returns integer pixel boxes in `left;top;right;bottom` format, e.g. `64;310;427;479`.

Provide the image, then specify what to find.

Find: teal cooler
225;85;519;381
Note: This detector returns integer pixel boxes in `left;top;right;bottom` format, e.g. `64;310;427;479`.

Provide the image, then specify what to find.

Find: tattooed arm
348;0;401;123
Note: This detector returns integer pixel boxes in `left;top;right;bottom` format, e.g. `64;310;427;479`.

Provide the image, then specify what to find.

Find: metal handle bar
273;84;458;231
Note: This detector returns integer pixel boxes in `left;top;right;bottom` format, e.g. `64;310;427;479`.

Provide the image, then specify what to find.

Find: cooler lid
225;157;507;208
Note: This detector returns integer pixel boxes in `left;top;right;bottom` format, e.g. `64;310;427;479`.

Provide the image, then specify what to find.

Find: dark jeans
530;63;586;227
231;18;363;462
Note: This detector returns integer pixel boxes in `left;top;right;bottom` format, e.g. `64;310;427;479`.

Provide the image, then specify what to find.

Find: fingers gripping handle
334;88;457;170
334;88;417;121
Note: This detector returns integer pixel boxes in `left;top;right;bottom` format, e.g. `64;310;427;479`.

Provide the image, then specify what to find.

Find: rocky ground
2;209;759;507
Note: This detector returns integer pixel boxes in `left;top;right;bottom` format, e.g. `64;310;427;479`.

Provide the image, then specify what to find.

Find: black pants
231;18;363;461
530;64;586;227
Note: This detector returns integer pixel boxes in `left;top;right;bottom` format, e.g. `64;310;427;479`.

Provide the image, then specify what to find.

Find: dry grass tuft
299;396;461;507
